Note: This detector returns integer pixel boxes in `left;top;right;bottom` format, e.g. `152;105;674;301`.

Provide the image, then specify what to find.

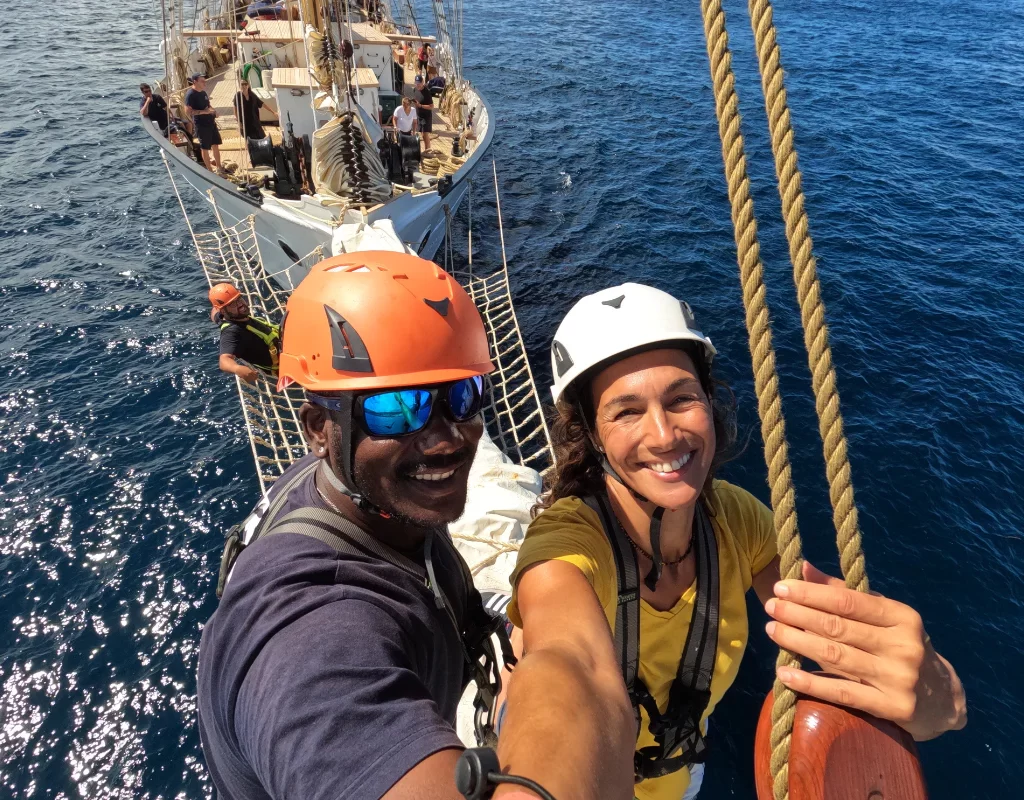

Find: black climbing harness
583;493;720;782
215;458;517;746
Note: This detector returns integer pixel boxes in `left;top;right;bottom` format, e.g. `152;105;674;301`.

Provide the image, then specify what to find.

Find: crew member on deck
391;94;418;136
209;283;280;384
413;75;433;153
185;74;224;173
234;79;272;140
139;83;169;135
417;42;430;76
426;66;446;97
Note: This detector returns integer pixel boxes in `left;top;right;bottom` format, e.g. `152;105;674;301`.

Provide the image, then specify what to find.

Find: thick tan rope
746;0;869;595
698;4;803;796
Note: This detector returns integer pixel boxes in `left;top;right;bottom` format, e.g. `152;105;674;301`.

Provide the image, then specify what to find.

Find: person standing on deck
391;94;418;136
233;79;269;140
417;42;430;76
185;74;224;173
196;253;514;800
413;75;434;153
209;283;280;384
426;66;446;97
139;83;168;136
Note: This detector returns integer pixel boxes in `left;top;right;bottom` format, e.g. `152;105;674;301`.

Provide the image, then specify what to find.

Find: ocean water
1;0;1022;797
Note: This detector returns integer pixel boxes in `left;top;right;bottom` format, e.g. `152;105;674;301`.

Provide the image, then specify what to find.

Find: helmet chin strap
317;456;390;518
583;413;667;592
317;393;390;518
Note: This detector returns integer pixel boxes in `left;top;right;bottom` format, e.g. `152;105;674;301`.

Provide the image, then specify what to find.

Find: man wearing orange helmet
208;283;281;384
196;253;516;800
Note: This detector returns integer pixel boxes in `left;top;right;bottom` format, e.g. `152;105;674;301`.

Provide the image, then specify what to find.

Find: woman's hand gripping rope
764;562;967;742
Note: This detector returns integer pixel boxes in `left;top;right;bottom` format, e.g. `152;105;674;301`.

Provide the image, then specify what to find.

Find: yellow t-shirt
507;480;777;800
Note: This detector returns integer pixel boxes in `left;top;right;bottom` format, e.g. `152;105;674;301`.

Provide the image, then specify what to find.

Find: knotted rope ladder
698;1;870;797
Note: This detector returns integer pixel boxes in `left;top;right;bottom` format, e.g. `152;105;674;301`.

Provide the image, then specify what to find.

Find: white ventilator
549;283;717;403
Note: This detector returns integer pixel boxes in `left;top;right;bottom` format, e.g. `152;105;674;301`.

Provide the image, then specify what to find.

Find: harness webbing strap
583;493;720;781
678;506;720;691
584;496;641;701
219;315;281;371
265;506;429;580
216;459;319;597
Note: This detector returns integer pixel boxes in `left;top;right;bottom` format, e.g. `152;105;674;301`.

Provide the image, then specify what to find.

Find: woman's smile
639;447;697;479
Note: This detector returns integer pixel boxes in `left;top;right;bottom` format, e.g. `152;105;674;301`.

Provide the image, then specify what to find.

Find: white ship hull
147;87;492;290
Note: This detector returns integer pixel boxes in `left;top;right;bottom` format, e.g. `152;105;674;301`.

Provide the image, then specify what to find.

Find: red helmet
277;252;493;392
209;283;241;310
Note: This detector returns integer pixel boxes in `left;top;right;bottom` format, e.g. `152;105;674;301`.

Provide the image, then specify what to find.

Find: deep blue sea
2;0;1022;797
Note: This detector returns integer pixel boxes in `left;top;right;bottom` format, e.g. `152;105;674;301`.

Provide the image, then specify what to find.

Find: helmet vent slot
324;305;374;373
552;340;574;378
423;297;450;317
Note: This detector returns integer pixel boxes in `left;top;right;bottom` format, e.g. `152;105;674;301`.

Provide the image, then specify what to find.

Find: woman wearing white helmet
497;284;966;800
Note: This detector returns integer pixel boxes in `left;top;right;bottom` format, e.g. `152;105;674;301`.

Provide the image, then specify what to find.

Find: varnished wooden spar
754;685;928;800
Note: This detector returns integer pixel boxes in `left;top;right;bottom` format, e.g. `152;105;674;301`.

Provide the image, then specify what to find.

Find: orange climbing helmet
209;283;241;310
277;252;493;393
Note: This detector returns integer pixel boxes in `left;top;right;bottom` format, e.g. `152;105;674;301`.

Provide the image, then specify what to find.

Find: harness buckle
216;524;246;599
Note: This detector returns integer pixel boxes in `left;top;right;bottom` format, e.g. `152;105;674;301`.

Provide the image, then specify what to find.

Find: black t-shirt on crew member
414;87;433;109
218;316;276;369
197;453;471;800
140;93;169;129
185;87;215;127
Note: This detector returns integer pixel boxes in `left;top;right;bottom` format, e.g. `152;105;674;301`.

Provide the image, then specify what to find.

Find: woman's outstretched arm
498;560;637;800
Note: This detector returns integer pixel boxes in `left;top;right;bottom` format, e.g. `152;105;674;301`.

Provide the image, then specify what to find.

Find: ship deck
163;14;474;195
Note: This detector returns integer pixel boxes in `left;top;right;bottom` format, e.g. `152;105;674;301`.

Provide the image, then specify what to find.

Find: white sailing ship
145;0;492;287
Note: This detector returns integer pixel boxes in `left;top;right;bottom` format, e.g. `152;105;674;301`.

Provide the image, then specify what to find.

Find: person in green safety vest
209;283;280;384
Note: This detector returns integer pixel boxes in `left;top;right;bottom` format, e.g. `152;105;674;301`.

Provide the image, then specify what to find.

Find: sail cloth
312;111;392;205
306;25;346;92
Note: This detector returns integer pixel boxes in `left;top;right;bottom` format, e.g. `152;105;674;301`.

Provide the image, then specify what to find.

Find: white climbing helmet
550;283;717;403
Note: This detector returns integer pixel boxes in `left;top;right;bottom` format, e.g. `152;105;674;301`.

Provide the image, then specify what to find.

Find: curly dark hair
534;341;737;515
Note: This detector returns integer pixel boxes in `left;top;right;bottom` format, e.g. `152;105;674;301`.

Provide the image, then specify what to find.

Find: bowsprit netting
193;213;322;493
164;153;554;495
452;263;553;478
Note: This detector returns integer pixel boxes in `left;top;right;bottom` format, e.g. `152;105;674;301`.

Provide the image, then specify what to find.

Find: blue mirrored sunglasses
307;375;485;437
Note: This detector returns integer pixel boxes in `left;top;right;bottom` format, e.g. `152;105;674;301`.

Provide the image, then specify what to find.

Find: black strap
215;458;319;598
583;494;720;781
583;496;641;709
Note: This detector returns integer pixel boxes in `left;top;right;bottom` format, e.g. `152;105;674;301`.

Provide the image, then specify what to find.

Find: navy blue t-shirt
185;87;216;127
197;454;471;799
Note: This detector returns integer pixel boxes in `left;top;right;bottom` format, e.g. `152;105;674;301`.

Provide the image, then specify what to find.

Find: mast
159;0;172;86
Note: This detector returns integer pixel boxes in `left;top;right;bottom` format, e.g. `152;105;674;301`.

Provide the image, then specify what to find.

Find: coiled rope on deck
698;1;870;799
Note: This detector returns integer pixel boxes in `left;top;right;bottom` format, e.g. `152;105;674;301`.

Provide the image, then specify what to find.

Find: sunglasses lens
362;389;433;435
448;376;483;420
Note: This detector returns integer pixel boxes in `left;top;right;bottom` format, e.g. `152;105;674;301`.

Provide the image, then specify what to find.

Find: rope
746;0;868;594
697;3;803;798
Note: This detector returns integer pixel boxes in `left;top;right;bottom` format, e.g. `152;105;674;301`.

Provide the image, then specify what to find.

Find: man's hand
239;366;259;384
765;561;967;741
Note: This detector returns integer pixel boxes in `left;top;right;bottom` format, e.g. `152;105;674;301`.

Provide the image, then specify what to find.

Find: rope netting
454;264;554;477
163;153;553;498
193;212;322;494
